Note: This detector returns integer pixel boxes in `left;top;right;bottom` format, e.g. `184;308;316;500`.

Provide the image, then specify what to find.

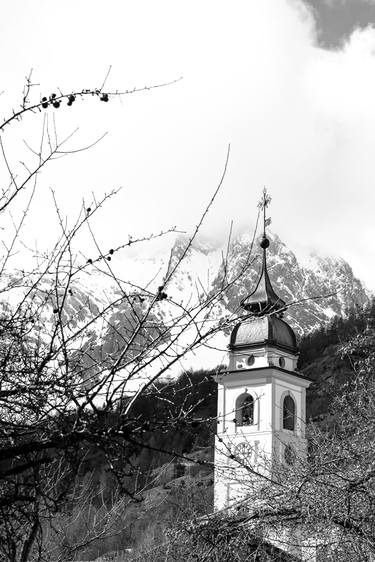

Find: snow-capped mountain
1;232;369;381
210;232;369;335
144;231;369;337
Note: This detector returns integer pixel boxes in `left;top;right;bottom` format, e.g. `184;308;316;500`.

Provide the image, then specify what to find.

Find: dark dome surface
240;236;286;316
229;315;297;353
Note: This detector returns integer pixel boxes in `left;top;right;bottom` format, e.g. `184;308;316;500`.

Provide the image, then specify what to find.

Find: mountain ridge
0;232;368;379
169;231;370;336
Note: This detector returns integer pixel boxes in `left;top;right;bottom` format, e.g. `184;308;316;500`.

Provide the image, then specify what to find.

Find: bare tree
0;74;261;561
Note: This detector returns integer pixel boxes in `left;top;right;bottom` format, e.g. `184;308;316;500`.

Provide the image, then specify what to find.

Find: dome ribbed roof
229;316;297;353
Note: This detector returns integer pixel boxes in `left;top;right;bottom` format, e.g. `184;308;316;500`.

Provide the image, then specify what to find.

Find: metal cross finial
257;188;272;238
257;187;271;211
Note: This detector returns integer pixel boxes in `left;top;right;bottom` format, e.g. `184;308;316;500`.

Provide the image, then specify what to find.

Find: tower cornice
214;365;313;386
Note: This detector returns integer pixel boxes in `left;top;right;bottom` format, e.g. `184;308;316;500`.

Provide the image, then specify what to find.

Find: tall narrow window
235;394;254;426
242;395;254;425
283;395;295;431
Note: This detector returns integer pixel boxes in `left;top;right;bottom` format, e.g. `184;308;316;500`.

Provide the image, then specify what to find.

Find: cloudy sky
1;0;375;288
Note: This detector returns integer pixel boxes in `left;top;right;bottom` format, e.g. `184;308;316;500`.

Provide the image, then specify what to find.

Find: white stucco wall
214;360;311;511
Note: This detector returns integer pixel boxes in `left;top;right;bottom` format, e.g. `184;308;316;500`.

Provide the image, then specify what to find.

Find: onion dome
229;315;297;354
240;235;286;316
232;189;297;354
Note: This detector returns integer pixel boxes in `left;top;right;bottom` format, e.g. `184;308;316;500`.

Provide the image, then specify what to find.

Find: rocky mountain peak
212;231;369;335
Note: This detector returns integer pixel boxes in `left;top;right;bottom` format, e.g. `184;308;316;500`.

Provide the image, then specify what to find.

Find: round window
247;355;255;366
279;357;285;368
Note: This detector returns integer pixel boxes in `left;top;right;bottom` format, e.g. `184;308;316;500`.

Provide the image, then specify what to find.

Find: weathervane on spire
241;187;285;315
257;187;272;239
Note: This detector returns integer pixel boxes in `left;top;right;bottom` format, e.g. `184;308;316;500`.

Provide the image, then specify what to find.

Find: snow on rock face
114;231;369;350
2;232;368;381
212;232;369;335
56;232;369;341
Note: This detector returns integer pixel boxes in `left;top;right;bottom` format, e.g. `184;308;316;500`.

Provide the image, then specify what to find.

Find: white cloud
0;0;375;287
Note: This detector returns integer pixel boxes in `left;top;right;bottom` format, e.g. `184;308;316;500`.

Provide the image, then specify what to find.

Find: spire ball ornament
240;189;286;317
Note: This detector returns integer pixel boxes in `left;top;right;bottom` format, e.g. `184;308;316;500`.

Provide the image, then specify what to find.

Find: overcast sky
1;0;375;288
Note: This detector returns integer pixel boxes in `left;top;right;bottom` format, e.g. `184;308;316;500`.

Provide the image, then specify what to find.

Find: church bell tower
214;190;312;511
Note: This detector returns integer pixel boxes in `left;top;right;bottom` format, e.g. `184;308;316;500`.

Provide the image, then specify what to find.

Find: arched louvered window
236;394;254;426
283;395;295;431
